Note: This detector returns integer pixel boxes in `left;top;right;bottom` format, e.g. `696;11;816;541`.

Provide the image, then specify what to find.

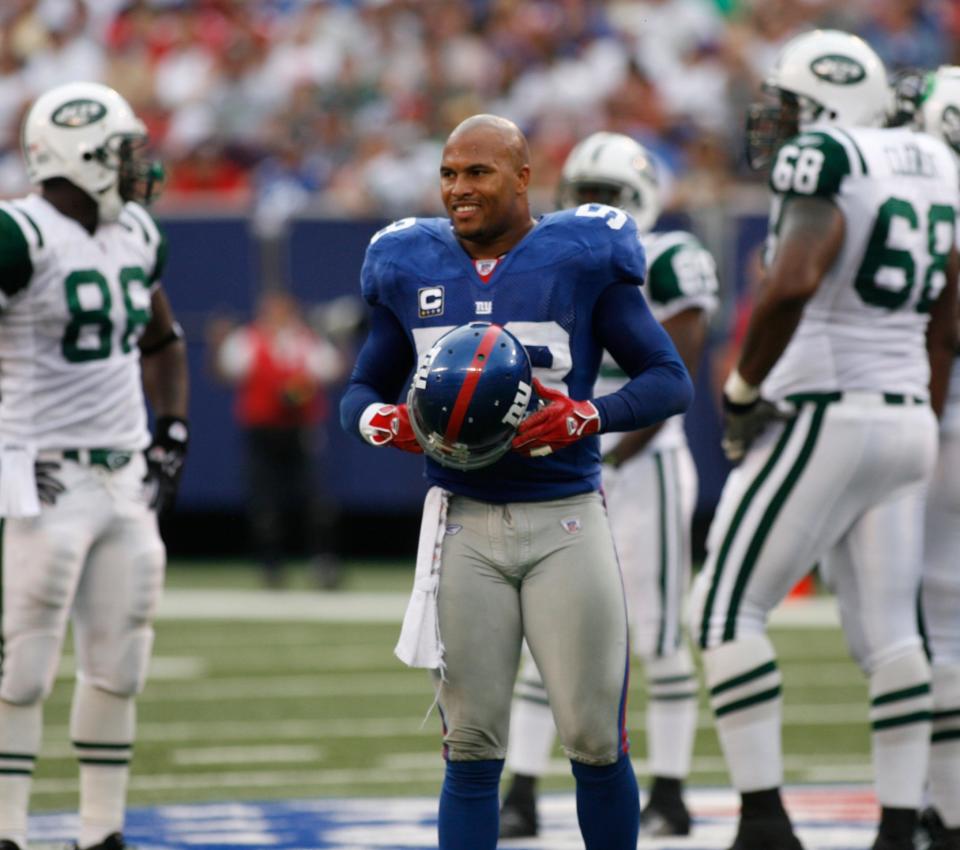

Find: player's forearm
142;338;189;419
734;291;809;388
594;353;692;432
592;283;693;432
926;249;959;418
735;197;844;390
339;305;414;438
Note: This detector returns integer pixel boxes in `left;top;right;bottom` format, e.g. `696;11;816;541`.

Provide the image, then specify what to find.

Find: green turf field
31;560;871;812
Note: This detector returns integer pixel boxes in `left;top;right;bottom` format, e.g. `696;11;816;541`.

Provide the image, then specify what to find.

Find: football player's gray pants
436;490;630;765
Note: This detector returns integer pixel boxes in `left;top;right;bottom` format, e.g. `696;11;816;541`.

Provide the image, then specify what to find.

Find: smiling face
440;118;533;256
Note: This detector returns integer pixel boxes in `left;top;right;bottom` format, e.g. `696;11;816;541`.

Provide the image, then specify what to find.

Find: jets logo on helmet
407;322;533;470
809;55;866;85
51;99;108;128
745;29;890;170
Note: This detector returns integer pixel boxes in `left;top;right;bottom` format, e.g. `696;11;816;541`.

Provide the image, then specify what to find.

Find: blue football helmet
407;322;533;470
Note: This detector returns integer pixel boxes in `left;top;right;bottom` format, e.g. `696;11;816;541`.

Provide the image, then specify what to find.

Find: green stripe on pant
698;414;801;649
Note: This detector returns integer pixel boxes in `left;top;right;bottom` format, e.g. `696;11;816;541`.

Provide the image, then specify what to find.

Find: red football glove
359;403;423;453
512;379;601;457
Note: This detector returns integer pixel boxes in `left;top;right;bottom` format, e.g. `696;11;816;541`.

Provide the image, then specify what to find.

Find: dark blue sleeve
591;284;693;432
339;304;416;439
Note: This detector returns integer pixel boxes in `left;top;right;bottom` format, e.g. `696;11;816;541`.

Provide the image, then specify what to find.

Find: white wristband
724;369;760;405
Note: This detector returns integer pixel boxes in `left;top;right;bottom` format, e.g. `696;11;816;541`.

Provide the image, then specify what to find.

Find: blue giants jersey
359;206;647;502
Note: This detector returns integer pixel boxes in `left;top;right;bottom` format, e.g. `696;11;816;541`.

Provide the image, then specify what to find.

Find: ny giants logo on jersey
418;286;444;318
475;301;492;315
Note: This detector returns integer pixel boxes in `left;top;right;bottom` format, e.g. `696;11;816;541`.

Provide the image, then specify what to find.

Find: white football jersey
761;125;959;401
597;230;719;454
0;194;165;450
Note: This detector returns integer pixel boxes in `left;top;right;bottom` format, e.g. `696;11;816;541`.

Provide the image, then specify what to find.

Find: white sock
70;681;134;848
505;658;556;777
869;647;931;809
645;648;698;779
0;700;42;848
703;634;783;792
929;662;960;827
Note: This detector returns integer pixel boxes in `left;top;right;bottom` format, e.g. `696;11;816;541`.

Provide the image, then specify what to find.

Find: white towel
0;443;40;518
394;486;450;675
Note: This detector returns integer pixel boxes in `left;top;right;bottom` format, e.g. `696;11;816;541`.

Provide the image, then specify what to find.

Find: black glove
888;67;928;128
144;416;189;515
721;396;790;463
35;460;65;506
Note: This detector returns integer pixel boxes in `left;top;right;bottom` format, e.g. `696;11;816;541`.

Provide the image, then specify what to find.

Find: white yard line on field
35;699;869;763
157;589;840;627
171;745;325;766
28;753;871;798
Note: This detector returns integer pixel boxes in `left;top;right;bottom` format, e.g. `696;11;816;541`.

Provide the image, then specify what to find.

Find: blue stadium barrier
159;215;765;523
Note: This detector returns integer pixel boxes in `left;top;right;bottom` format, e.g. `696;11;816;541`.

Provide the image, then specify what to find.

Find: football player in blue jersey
340;114;693;850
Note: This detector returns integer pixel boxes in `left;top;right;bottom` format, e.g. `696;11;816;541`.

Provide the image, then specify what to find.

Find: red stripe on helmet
444;324;503;443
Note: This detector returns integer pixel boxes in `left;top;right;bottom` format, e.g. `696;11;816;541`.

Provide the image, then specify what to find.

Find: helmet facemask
557;180;650;221
103;134;165;206
85;133;165;219
745;86;812;171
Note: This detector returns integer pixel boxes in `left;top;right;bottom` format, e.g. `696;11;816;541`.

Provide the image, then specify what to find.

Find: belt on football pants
61;449;134;470
785;391;926;406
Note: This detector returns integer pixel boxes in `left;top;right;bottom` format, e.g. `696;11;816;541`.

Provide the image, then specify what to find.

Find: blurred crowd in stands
1;0;958;229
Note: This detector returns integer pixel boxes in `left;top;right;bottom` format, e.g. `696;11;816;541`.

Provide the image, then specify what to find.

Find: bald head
446;114;530;173
439;113;535;256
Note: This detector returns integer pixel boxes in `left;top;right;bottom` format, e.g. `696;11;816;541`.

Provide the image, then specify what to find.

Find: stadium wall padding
160;214;765;521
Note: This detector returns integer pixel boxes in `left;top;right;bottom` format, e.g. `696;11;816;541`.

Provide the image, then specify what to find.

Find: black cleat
75;833;128;850
871;836;915;850
931;828;960;850
0;841;22;850
499;795;538;838
872;805;919;850
640;777;692;836
640;799;692;836
728;818;805;850
312;556;343;590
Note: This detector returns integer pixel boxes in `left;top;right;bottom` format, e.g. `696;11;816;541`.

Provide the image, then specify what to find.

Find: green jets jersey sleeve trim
121;203;167;286
0;205;36;307
769;130;855;198
645;232;720;320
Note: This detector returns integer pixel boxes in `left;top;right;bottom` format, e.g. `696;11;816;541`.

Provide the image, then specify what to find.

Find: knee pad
0;631;64;704
91;626;155;697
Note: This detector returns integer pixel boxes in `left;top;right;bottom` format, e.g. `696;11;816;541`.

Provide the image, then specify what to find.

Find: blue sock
438;758;504;850
571;753;640;850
